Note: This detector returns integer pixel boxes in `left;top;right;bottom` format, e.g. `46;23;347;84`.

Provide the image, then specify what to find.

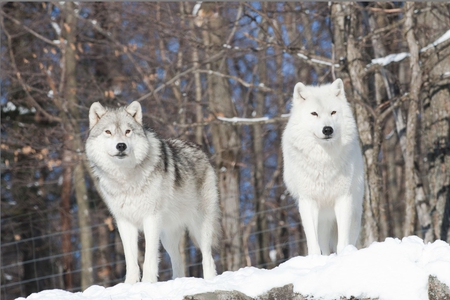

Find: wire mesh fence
1;193;307;300
2;2;450;300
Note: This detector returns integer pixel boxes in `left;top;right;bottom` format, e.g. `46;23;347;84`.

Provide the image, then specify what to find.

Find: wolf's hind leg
200;220;217;280
194;169;220;279
160;228;186;279
187;216;217;280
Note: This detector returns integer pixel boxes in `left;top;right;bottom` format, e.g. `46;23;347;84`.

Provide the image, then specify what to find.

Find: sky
17;236;450;300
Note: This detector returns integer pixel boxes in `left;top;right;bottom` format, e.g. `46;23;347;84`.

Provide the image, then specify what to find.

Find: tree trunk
63;2;93;289
402;2;422;237
332;3;380;246
60;146;73;290
197;4;242;271
366;3;390;240
253;3;271;268
96;216;113;285
418;3;450;242
188;1;203;147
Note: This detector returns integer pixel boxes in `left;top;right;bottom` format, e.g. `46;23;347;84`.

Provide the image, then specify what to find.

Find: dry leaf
64;23;70;33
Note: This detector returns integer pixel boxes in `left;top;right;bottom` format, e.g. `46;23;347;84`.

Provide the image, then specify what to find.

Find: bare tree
194;3;242;271
252;2;271;268
2;3;450;298
416;3;450;241
402;2;421;237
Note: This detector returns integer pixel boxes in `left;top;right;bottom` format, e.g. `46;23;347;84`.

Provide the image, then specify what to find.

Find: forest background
1;2;449;300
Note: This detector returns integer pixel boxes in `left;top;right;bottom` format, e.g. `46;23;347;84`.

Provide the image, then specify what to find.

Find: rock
428;275;450;300
184;290;253;300
184;284;304;300
255;284;304;300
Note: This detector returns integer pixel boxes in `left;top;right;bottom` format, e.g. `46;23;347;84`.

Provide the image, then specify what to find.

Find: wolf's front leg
298;198;321;255
334;195;354;253
142;215;162;283
116;219;140;283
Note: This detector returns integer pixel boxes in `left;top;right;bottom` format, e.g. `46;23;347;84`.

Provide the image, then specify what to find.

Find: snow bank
18;236;450;300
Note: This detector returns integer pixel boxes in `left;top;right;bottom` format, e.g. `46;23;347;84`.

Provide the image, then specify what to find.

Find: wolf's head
86;101;149;168
290;79;357;146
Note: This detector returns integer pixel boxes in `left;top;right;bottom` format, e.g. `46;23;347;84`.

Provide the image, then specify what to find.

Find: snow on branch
217;116;270;123
293;51;340;68
367;29;450;69
367;52;410;68
217;114;290;124
421;29;450;52
175;114;290;128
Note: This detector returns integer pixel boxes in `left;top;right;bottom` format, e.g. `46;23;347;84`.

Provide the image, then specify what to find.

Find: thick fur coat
86;101;220;283
282;79;364;255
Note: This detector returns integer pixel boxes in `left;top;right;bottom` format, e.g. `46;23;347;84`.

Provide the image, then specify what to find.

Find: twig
1;10;58;46
2;17;61;123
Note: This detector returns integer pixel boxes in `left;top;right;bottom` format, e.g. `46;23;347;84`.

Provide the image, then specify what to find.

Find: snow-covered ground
18;236;450;300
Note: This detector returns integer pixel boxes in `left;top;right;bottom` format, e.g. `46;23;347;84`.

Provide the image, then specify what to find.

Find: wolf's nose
116;143;127;152
322;126;333;136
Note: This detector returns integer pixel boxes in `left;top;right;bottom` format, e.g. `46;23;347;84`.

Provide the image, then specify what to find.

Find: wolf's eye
105;130;111;135
311;112;318;117
331;111;336;115
125;129;131;135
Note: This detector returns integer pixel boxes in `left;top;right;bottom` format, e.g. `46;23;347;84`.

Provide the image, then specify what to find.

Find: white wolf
282;79;364;255
85;101;221;283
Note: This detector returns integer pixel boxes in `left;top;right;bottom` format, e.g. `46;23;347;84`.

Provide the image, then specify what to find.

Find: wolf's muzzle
116;143;127;152
322;126;333;137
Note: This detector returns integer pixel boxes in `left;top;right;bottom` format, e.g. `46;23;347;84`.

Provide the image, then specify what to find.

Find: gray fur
86;101;221;283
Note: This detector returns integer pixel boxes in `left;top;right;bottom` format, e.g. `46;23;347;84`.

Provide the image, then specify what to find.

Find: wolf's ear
89;102;107;129
331;78;345;98
126;101;143;125
293;82;309;104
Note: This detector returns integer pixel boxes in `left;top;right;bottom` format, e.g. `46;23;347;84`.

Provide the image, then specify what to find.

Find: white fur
282;79;364;255
86;101;220;283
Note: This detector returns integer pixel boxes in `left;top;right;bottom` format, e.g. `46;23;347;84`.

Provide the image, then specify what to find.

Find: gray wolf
282;79;364;255
86;101;221;283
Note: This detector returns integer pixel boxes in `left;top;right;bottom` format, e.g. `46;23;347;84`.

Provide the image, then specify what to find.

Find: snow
50;22;61;36
2;101;17;113
192;2;202;16
421;29;450;52
367;29;450;68
216;114;290;124
217;116;270;123
296;53;340;68
367;52;410;68
17;236;450;300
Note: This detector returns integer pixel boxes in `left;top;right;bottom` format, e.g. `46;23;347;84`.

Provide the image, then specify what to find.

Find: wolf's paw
203;269;217;280
141;272;157;283
124;273;140;284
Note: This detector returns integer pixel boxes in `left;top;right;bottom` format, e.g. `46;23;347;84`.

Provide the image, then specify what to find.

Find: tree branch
1;17;61;123
0;10;58;47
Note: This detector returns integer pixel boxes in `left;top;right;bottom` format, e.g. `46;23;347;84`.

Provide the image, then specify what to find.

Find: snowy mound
19;236;450;300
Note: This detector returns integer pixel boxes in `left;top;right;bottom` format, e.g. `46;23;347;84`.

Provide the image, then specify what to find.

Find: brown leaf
22;145;35;155
64;23;70;33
